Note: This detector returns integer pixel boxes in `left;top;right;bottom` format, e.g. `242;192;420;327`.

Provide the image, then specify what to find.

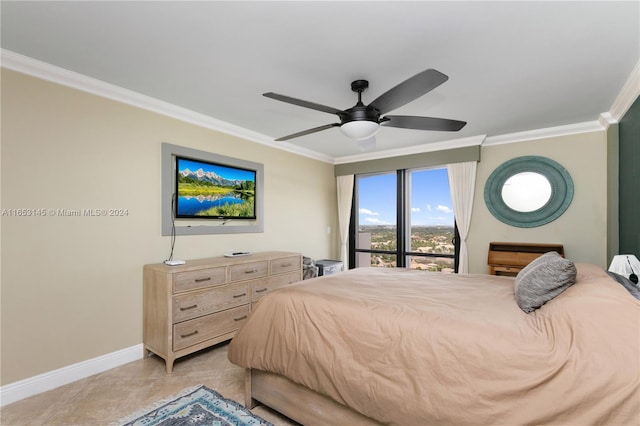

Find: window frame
349;168;460;271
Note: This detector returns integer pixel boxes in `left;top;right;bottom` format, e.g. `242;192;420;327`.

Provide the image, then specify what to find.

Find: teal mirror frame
484;156;574;228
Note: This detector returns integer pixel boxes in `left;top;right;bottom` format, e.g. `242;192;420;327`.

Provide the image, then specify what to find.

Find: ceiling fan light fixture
265;69;465;142
340;120;380;140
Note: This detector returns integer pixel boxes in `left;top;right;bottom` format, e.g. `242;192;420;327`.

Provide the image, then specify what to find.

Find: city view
357;225;455;272
356;168;456;272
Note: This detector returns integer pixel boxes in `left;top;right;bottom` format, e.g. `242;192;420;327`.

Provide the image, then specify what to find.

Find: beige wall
468;131;609;273
0;70;338;384
1;68;613;386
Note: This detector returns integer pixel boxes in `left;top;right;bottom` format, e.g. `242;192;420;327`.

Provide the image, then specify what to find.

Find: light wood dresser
487;242;564;276
143;251;302;373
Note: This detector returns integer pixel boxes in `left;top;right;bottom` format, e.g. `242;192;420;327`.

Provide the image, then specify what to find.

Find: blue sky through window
359;168;453;226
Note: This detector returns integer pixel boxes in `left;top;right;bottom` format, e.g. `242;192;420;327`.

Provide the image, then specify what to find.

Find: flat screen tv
174;155;257;220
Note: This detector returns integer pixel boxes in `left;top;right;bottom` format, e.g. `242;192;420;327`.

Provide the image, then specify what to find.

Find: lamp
608;254;640;284
340;120;380;140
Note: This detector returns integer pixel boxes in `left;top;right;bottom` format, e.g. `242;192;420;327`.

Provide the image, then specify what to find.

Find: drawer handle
180;304;198;311
255;288;268;293
233;293;247;298
195;277;211;283
280;263;292;267
245;269;259;274
234;315;248;322
180;330;198;338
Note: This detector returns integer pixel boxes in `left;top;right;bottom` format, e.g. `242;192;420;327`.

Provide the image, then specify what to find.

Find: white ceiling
2;1;638;162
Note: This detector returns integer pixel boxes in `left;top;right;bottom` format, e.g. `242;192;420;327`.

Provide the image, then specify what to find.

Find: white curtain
336;175;354;265
447;162;477;273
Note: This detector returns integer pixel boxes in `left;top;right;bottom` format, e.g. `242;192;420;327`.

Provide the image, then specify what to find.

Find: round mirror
501;172;552;212
484;156;573;228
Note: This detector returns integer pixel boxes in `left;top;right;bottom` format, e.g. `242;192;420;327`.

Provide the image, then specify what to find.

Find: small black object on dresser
316;259;344;276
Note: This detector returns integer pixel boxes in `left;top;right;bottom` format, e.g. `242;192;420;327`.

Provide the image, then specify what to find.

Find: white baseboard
0;344;144;407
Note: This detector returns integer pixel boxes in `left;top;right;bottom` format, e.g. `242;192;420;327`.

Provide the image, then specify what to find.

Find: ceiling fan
264;68;467;143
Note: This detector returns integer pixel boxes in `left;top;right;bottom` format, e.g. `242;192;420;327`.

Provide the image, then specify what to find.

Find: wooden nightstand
488;242;564;276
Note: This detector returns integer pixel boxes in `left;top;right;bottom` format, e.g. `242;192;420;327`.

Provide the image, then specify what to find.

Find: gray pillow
514;251;577;313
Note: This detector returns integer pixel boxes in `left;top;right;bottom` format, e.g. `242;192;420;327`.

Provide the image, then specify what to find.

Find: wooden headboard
488;242;564;276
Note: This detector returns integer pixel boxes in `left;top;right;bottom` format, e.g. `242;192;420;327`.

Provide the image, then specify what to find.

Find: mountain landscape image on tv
175;156;257;219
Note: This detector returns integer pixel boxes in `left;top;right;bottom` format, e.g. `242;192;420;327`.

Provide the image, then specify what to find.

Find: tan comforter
228;263;640;425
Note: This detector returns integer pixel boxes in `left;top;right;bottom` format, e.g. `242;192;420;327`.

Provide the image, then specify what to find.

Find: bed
227;261;640;425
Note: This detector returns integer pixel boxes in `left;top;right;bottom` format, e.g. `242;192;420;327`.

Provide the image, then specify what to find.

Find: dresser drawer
270;255;301;275
173;305;249;351
250;271;301;303
172;283;249;323
173;267;227;293
229;261;268;282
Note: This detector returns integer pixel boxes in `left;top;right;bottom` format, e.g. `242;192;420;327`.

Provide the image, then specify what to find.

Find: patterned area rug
119;385;274;426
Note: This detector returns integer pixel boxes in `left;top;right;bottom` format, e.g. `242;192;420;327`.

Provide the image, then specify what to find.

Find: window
350;167;458;272
353;172;398;268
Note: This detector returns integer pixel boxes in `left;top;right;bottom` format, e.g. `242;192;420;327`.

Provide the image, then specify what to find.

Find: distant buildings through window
350;167;458;272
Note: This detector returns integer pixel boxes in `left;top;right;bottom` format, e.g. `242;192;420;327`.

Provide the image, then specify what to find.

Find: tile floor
0;342;297;426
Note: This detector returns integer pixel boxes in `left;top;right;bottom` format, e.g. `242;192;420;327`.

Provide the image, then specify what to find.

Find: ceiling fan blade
274;123;340;141
264;92;345;115
369;69;449;115
382;115;467;131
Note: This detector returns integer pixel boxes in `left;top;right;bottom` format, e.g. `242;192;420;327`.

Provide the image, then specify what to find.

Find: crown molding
3;49;633;164
333;134;487;165
482;121;605;146
599;112;617;129
0;49;333;163
609;59;640;121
